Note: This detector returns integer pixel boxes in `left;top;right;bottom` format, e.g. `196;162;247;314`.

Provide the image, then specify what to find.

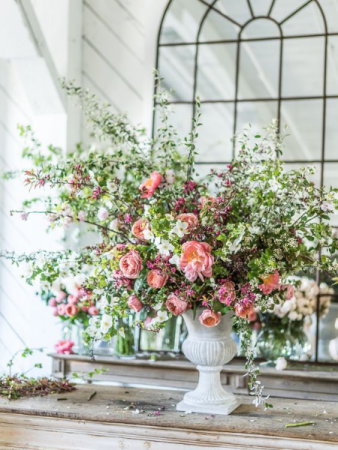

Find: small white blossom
155;238;174;256
170;220;188;238
275;357;287;371
169;254;180;267
143;225;154;242
156;310;169;323
100;314;113;333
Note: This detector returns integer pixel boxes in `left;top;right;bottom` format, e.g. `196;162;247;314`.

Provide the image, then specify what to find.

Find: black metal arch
153;0;338;364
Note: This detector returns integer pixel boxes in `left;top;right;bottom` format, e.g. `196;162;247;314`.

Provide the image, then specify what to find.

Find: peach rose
128;295;143;313
199;309;221;327
49;297;57;307
139;171;162;198
88;306;99;315
65;304;79;317
279;284;294;300
119;249;143;279
132;219;150;240
55;339;74;355
199;196;217;208
165;294;189;316
176;213;199;230
147;270;168;289
258;270;280;295
57;304;66;316
56;291;67;303
67;294;78;305
179;241;214;282
234;302;255;320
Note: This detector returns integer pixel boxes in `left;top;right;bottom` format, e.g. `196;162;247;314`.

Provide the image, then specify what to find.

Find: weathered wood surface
50;353;338;401
0;384;337;449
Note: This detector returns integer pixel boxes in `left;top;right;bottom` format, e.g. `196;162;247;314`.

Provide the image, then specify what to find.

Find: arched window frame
153;0;338;364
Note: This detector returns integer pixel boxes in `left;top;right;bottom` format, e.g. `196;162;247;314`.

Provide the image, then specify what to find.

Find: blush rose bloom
279;284;294;300
119;250;143;279
55;339;74;355
88;306;99;316
139;171;162;198
179;241;214;282
258;270;280;295
234;303;255;320
176;213;199;230
132;219;150;240
199;310;221;327
128;295;143;313
147;270;168;288
65;304;79;317
165;294;189;316
57;304;66;316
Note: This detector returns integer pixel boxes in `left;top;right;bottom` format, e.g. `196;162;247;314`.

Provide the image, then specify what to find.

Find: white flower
98;207;109;221
89;317;99;326
86;326;97;337
21;262;33;278
156;311;169;323
100;314;113;333
153;302;163;311
268;178;280;192
170;220;188;238
165;169;175;184
288;311;298;321
169;254;180;267
143;205;151;217
248;226;262;235
275;357;287;371
143;225;154;242
321;202;334;212
228;237;242;253
110;218;120;230
155;238;174;256
106;180;117;192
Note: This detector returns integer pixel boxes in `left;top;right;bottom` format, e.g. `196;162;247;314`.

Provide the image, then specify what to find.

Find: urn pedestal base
177;309;241;416
176;364;240;415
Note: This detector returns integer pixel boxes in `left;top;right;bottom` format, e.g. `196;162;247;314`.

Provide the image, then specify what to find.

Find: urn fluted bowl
176;309;240;415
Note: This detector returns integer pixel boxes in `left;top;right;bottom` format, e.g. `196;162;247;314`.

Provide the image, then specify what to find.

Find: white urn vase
177;309;240;415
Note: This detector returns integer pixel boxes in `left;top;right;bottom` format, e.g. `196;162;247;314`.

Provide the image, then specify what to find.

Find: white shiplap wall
0;0;166;374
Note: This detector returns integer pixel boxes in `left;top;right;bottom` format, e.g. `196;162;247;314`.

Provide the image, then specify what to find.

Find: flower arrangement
43;273;100;326
2;76;338;408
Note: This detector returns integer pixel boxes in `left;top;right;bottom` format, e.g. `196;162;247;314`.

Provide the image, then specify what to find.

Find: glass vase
257;320;311;362
115;315;136;359
62;322;88;355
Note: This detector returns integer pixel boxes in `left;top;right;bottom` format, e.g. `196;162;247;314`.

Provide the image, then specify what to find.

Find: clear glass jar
257;319;311;362
62;322;89;355
115;315;136;359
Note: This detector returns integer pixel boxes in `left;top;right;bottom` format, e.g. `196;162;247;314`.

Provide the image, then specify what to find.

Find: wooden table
0;384;337;449
51;353;338;401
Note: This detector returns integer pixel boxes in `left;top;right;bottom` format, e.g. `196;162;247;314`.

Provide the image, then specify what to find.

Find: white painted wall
0;0;166;375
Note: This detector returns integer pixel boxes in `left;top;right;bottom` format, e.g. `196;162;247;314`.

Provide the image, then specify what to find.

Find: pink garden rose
199;196;217;208
176;213;199;230
258;270;280;295
139;171;162;198
165;294;189;316
179;241;214;282
131;219;150;240
65;304;79;317
57;304;66;315
56;291;67;303
88;306;99;315
234;302;255;320
199;309;221;327
52;307;58;316
55;339;74;355
147;270;168;289
67;294;78;305
219;281;236;304
128;295;143;313
49;297;57;307
119;249;142;279
279;284;294;300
